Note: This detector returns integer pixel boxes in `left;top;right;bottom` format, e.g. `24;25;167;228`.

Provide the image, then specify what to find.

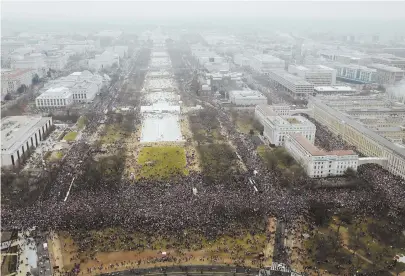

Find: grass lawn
58;222;268;274
257;145;271;159
137;146;188;179
100;125;126;145
63;131;78;141
231;111;263;135
49;150;64;161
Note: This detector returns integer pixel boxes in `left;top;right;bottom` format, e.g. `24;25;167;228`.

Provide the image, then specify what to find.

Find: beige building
288;65;337;86
308;96;405;179
285;133;358;178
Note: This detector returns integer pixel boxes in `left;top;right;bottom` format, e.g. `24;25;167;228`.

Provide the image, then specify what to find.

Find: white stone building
1;116;53;167
285;133;359;178
255;104;291;124
228;90;267;106
288;65;336;86
41;71;103;102
88;51;119;71
262;115;316;146
35;87;73;108
267;70;314;99
71;81;98;103
251;54;285;73
1;69;34;94
45;54;68;71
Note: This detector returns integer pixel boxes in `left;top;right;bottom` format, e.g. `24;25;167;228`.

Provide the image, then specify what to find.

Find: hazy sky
2;1;405;21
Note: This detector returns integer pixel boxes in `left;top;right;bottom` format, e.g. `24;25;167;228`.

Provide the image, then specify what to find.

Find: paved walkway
48;232;64;275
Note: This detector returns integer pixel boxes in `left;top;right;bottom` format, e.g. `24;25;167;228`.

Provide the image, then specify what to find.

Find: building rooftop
291;133;356;156
333;62;376;71
37;87;72;99
374;53;405;61
269;70;313;86
1;116;51;152
1;68;33;79
292;64;335;72
256;104;277;116
369;63;404;73
314;86;356;92
267;115;314;127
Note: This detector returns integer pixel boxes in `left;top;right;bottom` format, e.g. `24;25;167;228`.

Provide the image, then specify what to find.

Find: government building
308;96;405;179
285;133;359;178
1;116;53;167
262;115;316;146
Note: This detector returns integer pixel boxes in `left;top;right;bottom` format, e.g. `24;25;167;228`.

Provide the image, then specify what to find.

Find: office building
267;70;314;99
368;63;404;85
319;51;372;65
255;104;291;124
45;54;68;71
262;115;316;146
308;96;405;179
251;54;285;73
333;63;376;84
288;65;336;86
285;133;358;178
372;54;405;70
228;90;267;106
35;87;73;108
1;69;34;94
88;51;119;71
1;116;53;167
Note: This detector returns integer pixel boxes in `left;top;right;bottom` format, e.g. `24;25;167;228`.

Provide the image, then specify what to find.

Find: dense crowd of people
2;45;405;276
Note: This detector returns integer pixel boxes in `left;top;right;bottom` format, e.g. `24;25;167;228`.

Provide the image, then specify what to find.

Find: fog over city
1;1;405;276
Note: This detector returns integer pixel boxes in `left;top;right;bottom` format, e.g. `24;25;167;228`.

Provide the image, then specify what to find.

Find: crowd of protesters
1;45;405;276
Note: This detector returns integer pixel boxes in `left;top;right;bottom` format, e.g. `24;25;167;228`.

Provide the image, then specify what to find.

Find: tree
32;74;40;85
249;129;255;135
252;119;264;133
377;84;386;92
4;93;12;101
309;200;332;226
17;84;27;94
344;167;357;178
